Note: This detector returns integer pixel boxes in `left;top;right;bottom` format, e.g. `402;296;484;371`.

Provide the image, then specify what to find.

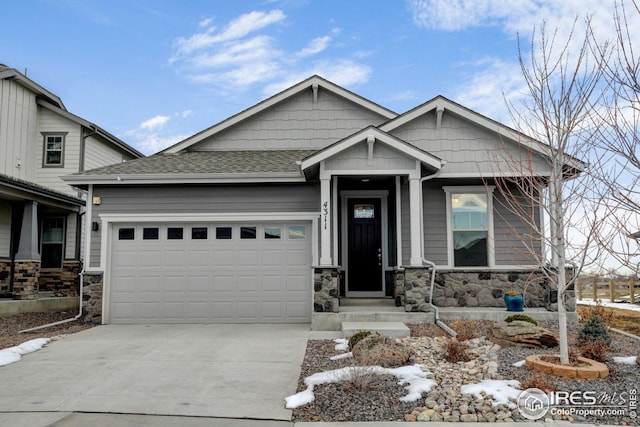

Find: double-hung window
41;217;65;268
42;133;66;167
444;187;494;267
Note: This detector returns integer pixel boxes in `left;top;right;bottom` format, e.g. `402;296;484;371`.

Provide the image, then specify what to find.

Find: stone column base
82;271;104;323
313;268;339;313
403;267;433;312
13;260;40;300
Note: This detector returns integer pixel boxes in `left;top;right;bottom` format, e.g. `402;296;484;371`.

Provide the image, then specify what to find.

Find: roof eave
62;172;307;185
1;67;65;109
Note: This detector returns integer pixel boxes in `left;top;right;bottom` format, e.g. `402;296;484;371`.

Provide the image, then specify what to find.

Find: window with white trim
444;187;494;267
42;134;66;167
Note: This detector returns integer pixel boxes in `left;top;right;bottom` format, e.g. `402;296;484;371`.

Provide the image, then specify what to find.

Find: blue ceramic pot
504;294;524;312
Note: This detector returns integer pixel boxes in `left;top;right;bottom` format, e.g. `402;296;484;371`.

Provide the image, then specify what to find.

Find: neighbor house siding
83;136;128;171
35;107;81;196
390;112;551;177
193;89;389;151
65;212;77;260
0;200;11;257
0;79;38;181
88;183;320;267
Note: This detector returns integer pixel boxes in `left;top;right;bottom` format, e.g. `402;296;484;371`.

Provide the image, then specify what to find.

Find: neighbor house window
41;217;65;268
42;133;66;167
444;187;494;267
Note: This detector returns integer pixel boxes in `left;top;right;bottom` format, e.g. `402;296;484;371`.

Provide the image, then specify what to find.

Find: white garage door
108;222;312;324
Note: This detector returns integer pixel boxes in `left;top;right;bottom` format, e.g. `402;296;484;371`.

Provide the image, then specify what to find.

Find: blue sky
2;0;623;155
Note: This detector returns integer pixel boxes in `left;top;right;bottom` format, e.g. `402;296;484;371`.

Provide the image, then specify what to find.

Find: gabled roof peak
162;75;397;154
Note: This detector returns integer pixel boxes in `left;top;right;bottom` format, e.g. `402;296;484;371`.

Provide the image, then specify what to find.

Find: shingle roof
76;150;317;176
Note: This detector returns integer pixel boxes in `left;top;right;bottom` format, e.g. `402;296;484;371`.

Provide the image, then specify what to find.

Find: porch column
320;177;332;265
16;200;40;260
409;177;422;266
14;200;40;299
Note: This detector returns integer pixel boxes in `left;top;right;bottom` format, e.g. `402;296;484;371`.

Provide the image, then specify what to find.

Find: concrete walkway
0;324;309;423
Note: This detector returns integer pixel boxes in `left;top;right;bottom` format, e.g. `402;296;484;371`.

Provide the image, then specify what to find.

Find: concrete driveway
0;324;309;421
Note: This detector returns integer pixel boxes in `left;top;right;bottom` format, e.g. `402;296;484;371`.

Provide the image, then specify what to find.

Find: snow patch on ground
0;338;50;367
333;338;349;352
285;364;436;409
578;299;640;312
461;379;522;408
613;356;637;365
330;352;353;361
512;359;526;367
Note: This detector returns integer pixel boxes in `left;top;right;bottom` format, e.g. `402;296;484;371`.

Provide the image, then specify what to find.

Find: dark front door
347;198;383;294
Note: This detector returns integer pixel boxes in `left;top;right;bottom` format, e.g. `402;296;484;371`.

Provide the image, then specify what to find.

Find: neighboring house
0;64;143;300
64;75;579;327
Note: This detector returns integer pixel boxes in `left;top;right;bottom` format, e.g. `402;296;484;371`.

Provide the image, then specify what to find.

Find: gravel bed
0;311;95;350
292;320;640;424
498;320;640;426
292;340;418;421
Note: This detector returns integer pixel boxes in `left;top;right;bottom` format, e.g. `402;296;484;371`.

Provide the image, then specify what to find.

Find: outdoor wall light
92;221;99;231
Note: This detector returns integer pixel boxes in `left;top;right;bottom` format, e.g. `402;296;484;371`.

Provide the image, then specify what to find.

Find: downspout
419;161;456;337
19;188;89;333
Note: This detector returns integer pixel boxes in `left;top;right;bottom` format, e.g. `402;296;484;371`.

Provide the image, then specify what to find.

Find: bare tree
494;18;605;364
589;0;640;272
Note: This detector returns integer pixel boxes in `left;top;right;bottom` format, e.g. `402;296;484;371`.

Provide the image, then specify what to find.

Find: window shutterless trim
41;132;68;168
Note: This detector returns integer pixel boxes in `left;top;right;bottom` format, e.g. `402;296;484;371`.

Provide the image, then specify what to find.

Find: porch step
340;298;397;307
341;321;410;338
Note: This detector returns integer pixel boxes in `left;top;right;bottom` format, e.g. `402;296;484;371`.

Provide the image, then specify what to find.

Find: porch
311;297;579;331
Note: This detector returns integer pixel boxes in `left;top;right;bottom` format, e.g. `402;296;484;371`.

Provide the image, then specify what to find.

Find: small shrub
579;339;609;363
505;314;538;326
351;335;413;368
578;314;611;346
580;301;615;325
442;338;471;363
521;374;555;392
348;330;373;350
450;319;484;341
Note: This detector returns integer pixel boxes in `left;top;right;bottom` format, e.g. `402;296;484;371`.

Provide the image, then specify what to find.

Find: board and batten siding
390;112;551;177
35;107;81;196
0;79;38;181
0;200;11;258
88;183;321;267
193;89;388;151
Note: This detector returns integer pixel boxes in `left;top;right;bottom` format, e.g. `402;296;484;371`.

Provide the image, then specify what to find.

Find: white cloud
179;109;193;118
297;36;332;57
140;114;171;131
171;10;286;61
170;11;371;95
262;60;371;95
198;17;213;28
135;133;189;155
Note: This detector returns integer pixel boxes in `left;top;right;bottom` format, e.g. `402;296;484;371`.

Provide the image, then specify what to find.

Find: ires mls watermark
517;388;637;420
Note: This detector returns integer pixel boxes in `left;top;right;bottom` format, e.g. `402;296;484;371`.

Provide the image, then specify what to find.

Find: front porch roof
300;126;444;176
0;173;83;211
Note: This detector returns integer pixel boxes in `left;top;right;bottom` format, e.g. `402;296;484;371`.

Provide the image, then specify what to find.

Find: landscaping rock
492;320;559;348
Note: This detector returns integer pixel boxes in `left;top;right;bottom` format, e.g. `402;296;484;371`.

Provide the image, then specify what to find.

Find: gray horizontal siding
422;181;448;265
493;186;542;265
90;183;320;267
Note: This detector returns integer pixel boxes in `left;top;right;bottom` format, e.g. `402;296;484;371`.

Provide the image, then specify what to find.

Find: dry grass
577;304;640;336
521;374;556;392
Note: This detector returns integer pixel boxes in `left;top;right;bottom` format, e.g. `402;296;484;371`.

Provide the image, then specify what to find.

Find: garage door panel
110;222;312;324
